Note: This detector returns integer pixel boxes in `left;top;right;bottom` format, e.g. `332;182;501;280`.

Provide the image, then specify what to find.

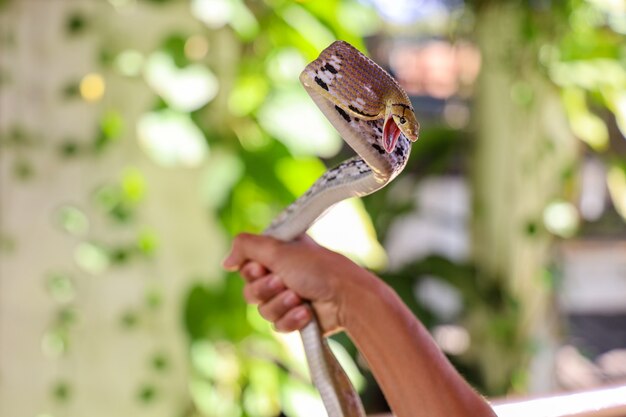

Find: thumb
222;233;283;271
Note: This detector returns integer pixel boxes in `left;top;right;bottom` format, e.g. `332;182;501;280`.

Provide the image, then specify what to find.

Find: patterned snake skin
263;41;419;417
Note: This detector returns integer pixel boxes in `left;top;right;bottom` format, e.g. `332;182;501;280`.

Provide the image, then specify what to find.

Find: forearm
341;271;496;417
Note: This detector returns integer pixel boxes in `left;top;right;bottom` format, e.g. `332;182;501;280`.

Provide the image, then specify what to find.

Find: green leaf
275;157;325;196
46;272;75;303
151;353;169;372
137;384;157;403
137;229;159;255
52;380;71;402
120;310;140;329
66;13;87;35
183;278;252;342
162;34;189;68
121;168;146;203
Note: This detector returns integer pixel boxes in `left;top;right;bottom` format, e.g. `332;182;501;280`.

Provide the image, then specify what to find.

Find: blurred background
1;0;625;416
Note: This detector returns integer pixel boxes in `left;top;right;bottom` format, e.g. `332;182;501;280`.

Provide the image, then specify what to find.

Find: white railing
491;384;626;417
369;384;626;417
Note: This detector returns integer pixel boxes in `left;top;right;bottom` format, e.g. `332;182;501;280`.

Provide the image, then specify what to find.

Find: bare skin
223;233;497;417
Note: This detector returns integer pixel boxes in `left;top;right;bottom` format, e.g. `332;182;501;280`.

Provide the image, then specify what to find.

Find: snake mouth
382;115;402;153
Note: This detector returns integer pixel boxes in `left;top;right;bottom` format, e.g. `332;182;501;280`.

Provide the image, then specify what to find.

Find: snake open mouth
382;115;402;153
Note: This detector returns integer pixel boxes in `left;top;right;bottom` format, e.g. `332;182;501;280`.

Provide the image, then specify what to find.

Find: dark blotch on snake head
314;76;329;91
334;105;351;123
323;63;338;74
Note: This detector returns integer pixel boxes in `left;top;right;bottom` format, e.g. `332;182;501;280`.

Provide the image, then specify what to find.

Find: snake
263;41;419;417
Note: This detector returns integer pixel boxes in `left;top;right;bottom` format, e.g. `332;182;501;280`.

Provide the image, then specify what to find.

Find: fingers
224;233;314;333
240;261;268;282
257;289;302;321
243;275;310;333
243;274;285;304
223;233;283;271
274;305;311;332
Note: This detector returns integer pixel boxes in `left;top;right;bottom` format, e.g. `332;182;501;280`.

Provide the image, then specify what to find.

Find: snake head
383;103;419;153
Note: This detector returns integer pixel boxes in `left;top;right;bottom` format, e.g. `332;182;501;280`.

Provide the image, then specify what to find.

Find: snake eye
399;116;406;124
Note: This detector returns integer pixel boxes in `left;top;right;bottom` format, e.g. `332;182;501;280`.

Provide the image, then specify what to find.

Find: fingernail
294;307;308;322
222;254;238;271
250;263;264;278
268;275;282;290
283;292;298;307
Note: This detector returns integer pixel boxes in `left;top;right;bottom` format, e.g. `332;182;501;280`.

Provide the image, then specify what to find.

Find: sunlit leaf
337;0;380;37
121;167;145;202
41;329;68;358
562;87;608;150
46;272;76;303
258;89;340;157
308;198;387;269
228;74;269;116
202;150;244;209
137;109;209;167
190;340;218;378
543;199;579;238
280;4;335;51
275;157;325;196
550;59;626;90
137;229;158;255
189;377;241;417
607;163;626;220
144;51;218;112
229;0;259;40
265;48;307;84
559;22;622;60
232;179;275;231
603;91;626;138
243;377;281;417
55;205;89;236
328;338;365;390
74;242;110;274
281;381;325;417
245;306;272;335
100;109;124;142
115;49;144;77
232;118;271;151
191;0;232;29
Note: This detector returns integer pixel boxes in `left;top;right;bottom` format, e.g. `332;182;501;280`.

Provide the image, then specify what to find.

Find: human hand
222;233;373;335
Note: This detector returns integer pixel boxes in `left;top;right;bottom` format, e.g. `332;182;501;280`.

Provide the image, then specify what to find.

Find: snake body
263;41;419;417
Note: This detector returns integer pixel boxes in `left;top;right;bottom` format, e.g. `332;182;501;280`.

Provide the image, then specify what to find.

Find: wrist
336;265;387;333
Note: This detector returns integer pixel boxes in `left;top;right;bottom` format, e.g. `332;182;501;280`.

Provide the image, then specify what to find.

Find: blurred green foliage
1;0;625;415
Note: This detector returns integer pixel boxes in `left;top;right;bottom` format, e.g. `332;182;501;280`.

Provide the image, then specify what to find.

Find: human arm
223;233;497;417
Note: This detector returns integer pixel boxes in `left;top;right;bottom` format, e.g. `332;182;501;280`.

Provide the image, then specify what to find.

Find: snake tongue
382;115;401;153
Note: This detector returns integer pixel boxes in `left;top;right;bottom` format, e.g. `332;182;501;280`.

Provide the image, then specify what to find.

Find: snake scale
263;41;419;417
